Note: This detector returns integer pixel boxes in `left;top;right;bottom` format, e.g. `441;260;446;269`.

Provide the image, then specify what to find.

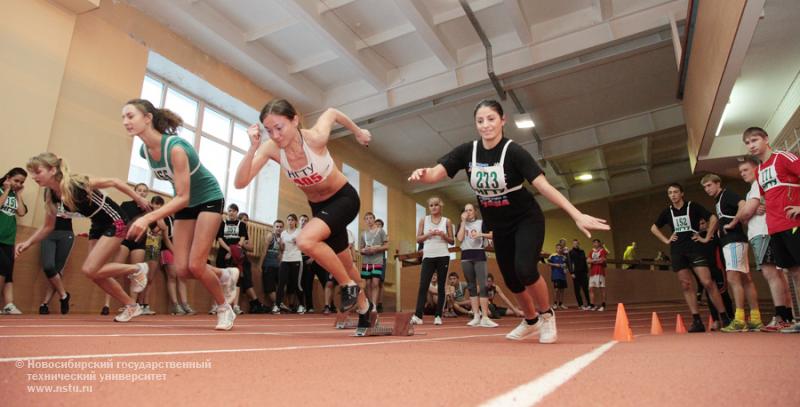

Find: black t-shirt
714;189;747;246
568;248;588;274
438;138;544;230
654;201;711;247
120;201;145;222
49;187;127;227
217;220;248;246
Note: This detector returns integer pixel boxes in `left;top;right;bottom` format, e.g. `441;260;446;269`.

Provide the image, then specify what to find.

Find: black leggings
300;260;328;308
492;217;545;294
415;256;449;318
573;273;590;307
277;261;301;305
40;230;74;278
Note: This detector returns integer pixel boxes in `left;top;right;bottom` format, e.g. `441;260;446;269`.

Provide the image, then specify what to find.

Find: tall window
415;203;425;234
343;163;360;246
128;74;279;223
372;180;388;234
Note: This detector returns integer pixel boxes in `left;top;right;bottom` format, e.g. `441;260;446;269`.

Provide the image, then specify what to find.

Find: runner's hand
408;168;428;182
355;129;371;146
247;124;262;146
785;205;800;220
756;204;766;216
14;241;31;258
573;213;609;238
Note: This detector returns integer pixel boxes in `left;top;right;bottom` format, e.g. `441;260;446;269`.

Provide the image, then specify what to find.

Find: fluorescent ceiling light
575;173;593;181
514;113;535;129
715;104;730;137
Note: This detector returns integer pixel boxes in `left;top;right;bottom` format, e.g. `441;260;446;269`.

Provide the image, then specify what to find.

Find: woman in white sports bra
409;99;609;344
235;99;376;327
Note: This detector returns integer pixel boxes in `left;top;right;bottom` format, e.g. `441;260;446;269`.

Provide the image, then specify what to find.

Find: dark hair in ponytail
126;98;183;135
473;99;504;118
259;99;299;123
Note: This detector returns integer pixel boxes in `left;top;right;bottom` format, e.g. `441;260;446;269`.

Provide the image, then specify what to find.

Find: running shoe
467;315;481;326
271;305;280;315
215;304;236;331
410;315;423;325
181;304;196;316
3;303;22;315
356;301;377;329
340;284;360;312
170;303;186;316
779;322;800;333
596;306;605;312
128;263;149;294
505;319;542;341
761;317;792;333
720;319;747;333
222;267;240;305
233;305;243;315
141;305;156;315
558;304;568;310
59;292;70;315
747;320;764;332
100;306;109;315
539;312;557;343
479;316;498;328
376;303;384;313
208;304;218;315
306;308;315;314
434;316;443;325
39;304;49;315
688;319;705;333
114;304;143;322
323;305;332;315
297;305;306;315
279;303;292;313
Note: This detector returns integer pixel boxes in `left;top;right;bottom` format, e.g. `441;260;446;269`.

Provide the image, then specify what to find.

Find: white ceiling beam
145;0;321;108
288;50;339;73
355;23;415;50
593;0;613;21
281;0;387;91
432;0;503;25
243;20;296;42
501;0;531;45
318;0;356;14
393;0;457;69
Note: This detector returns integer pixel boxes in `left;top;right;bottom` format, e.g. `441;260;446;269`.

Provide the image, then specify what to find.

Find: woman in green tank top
122;99;239;331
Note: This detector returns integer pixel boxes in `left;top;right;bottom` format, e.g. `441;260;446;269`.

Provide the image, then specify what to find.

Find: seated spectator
486;273;524;319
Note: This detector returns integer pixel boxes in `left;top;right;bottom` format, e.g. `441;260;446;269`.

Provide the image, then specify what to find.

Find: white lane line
0;333;507;363
479;341;617;407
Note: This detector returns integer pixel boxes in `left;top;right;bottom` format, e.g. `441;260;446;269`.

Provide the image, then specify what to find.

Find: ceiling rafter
393;0;457;69
501;0;531;45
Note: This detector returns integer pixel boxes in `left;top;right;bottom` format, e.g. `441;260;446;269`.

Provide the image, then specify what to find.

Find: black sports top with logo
714;189;747;246
654;202;711;248
438;138;544;231
48;186;127;227
217;220;248;246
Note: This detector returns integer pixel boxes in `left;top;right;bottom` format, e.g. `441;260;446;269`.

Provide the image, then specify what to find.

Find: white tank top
279;135;334;188
746;181;768;239
422;215;450;258
459;219;485;251
280;228;302;262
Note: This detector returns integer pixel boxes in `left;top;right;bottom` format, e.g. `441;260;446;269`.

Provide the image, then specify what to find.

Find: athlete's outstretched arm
127;146;192;241
531;174;609;238
89;177;151;211
308;108;371;147
15;203;56;257
408;164;448;184
235;124;276;189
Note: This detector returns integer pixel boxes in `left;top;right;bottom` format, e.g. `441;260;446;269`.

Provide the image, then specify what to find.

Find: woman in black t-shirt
409;99;609;344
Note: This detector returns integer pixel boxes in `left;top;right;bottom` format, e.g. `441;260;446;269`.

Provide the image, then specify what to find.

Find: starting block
353;312;421;337
334;312;358;329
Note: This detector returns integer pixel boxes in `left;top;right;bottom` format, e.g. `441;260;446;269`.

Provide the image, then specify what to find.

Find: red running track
0;301;797;406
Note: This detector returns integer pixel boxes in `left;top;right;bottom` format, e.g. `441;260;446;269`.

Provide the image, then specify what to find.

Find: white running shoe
141;305;156;315
297;305;306;315
597;306;605;312
215;304;236;331
3;303;22;315
434;316;443;325
410;315;423;325
128;263;149;293
208;304;218;315
539;312;558;344
559;304;569;310
232;305;243;315
222;268;240;305
479;316;499;328
271;305;280;315
114;304;143;322
505;319;542;341
467;315;481;326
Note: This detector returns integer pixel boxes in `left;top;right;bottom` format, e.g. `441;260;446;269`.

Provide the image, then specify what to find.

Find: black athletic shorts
88;219;127;241
175;198;225;220
770;228;800;269
670;242;709;271
309;182;360;254
121;237;146;252
0;243;14;283
552;279;567;289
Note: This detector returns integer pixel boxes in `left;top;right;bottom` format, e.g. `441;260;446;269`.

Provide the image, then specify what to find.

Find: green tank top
0;190;19;245
140;135;223;207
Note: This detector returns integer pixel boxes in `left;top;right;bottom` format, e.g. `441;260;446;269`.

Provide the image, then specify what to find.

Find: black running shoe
688;319;705;333
39;304;49;315
60;292;71;315
340;284;360;312
101;306;109;316
357;301;377;329
330;304;338;313
376;303;384;313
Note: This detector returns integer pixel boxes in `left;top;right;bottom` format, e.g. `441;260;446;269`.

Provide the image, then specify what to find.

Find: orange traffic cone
707;315;713;332
650;312;663;335
613;303;633;341
675;314;688;334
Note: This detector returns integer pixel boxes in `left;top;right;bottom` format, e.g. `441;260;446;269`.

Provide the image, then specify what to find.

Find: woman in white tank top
412;197;454;325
